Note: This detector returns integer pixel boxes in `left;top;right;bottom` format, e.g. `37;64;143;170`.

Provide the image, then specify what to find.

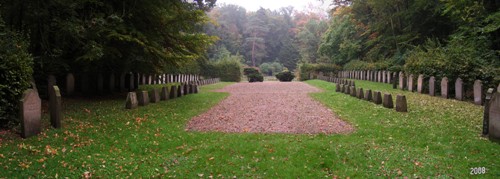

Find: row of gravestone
335;83;408;112
20;85;63;138
125;78;220;109
47;73;203;97
483;86;500;140
335;70;497;106
317;76;356;87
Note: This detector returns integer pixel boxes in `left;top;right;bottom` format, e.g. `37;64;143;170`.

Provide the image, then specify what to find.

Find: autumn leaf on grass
45;145;58;155
84;108;91;114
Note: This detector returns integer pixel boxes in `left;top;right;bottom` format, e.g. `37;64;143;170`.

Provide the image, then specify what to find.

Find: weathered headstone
183;84;190;95
357;88;364;99
417;74;424;93
350;86;357;97
387;71;391;84
336;83;340;92
488;89;500;139
455;78;463;101
189;84;196;94
170;86;177;99
399;72;405;90
373;91;382;104
392;73;397;89
150;88;160;103
137;91;150;106
66;73;75;96
125;92;138;109
382;71;386;83
177;85;183;97
161;87;169;100
49;85;62;128
441;77;449;98
364;89;372;101
408;74;414;92
345;85;350;94
429;76;435;96
383;93;394;108
395;95;408;112
20;89;41;138
474;80;483;105
483;88;494;135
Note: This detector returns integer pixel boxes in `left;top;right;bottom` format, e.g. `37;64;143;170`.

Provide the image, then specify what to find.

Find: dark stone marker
373;91;382;105
392;73;397;89
49;85;62;128
396;95;408;112
177;85;183;97
399;72;405;90
183;84;190;95
350;86;357;97
336;83;340;92
382;71;386;83
417;74;424;94
161;87;169;100
20;89;41;138
441;77;449;99
429;76;435;96
408;74;414;92
488;89;500;139
125;92;138;109
474;80;483;105
150;88;160;103
383;93;394;108
345;85;350;94
66;73;75;96
357;88;364;99
189;84;196;94
455;78;464;101
193;85;199;93
138;91;150;106
364;89;372;101
170;86;177;99
483;88;494;135
109;73;115;92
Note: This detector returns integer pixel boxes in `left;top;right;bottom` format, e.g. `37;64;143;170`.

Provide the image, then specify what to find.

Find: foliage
243;67;263;82
298;63;341;81
200;58;242;82
275;71;295;82
259;62;284;76
0;19;34;127
243;67;259;76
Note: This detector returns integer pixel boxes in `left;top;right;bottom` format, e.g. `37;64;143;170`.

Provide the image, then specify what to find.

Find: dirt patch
186;82;354;134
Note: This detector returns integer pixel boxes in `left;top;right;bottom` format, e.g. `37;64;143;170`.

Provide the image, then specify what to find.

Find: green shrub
248;73;264;82
298;63;341;81
275;71;295;82
200;58;242;82
0;23;34;127
243;67;259;76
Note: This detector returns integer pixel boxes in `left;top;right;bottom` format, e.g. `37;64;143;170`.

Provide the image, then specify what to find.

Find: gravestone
417;74;424;93
189;84;196;94
488;89;500;139
382;71;386;83
177;85;183;97
357;88;364;99
109;73;115;92
364;89;372;101
183;84;190;95
373;91;382;104
148;75;152;84
387;71;391;84
336;83;340;92
474;80;483;105
150;88;160;103
399;72;405;90
66;73;75;96
170;86;177;99
161;87;169;100
429;76;435;96
408;74;414;92
49;85;62;128
396;95;408;112
125;92;138;109
483;88;494;135
441;77;449;99
383;93;394;108
345;85;350;94
137;91;149;106
455;78;464;101
350;86;357;97
392;73;397;89
20;89;41;138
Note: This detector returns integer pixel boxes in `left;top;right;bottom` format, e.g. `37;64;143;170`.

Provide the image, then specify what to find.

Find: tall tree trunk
251;33;256;67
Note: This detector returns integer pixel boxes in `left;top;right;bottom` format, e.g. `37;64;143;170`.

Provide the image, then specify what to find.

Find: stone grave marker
336;83;340;92
161;87;169;100
150;88;160;103
392;73;397;89
357;88;364;99
177;85;183;97
383;93;394;108
345;85;350;95
483;88;494;135
429;76;435;96
170;86;177;99
66;73;75;96
417;74;424;93
364;89;372;101
350;86;357;97
455;78;463;101
373;91;382;104
488;89;500;139
441;77;448;98
396;95;408;112
138;91;150;106
474;80;483;105
49;85;62;128
382;71;386;83
20;89;41;138
399;72;405;90
125;92;138;109
408;74;414;92
184;84;190;95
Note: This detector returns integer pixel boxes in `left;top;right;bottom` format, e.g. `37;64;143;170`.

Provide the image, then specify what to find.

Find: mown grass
0;80;498;178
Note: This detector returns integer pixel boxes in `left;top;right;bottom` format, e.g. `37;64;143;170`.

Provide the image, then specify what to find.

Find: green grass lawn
0;80;498;178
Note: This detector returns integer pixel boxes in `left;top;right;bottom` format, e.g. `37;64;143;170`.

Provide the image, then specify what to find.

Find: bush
275;71;295;82
248;73;264;82
0;23;34;127
243;67;259;76
298;63;341;81
200;58;242;82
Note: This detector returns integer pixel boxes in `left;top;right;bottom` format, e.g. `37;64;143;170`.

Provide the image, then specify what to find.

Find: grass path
0;80;498;178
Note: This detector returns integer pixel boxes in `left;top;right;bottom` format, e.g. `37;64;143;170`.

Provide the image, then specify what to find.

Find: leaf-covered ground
0;80;498;178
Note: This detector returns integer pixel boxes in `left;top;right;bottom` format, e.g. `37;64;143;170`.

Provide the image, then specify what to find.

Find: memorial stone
455;78;464;101
383;93;394;108
49;85;62;128
417;74;424;93
20;89;41;138
474;80;483;105
396;95;408;112
373;91;382;104
150;88;160;103
364;89;372;101
441;77;449;98
488;89;500;139
125;92;138;109
138;91;149;106
161;87;169;100
429;76;435;96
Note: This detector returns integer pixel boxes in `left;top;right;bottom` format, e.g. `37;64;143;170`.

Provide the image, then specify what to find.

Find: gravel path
186;81;354;134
